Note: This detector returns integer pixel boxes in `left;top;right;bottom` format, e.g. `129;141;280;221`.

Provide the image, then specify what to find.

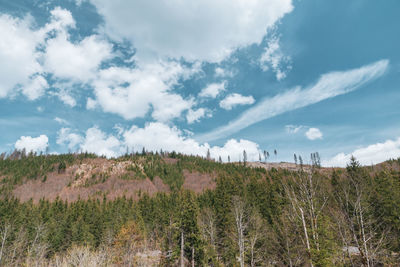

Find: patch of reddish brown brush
182;170;216;193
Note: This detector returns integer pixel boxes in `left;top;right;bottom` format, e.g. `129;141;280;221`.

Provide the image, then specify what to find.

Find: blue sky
0;0;399;166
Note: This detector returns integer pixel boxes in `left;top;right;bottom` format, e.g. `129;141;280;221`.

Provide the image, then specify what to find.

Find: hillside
0;152;311;202
0;152;400;266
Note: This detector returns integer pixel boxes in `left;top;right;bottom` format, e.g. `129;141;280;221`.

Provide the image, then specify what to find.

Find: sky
0;0;399;166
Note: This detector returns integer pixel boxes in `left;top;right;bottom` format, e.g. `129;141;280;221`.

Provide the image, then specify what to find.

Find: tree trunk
359;201;370;267
181;231;184;267
300;207;313;267
0;225;9;265
192;246;195;267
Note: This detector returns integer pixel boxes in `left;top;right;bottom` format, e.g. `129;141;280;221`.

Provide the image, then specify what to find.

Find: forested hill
0;152;399;266
0;151;321;202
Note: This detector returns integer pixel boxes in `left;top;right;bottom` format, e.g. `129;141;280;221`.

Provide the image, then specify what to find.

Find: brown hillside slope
12;157;215;203
10;157;399;203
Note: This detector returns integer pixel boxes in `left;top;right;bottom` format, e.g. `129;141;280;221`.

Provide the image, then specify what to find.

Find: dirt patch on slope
182;170;216;193
12;158;170;203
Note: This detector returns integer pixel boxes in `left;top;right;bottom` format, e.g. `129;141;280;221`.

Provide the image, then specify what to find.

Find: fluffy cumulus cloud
219;93;255;110
57;123;261;161
15;135;49;153
92;61;199;121
0;1;295;125
89;0;294;62
324;137;400;167
21;75;49;100
56;128;83;150
44;34;113;82
0;14;42;98
305;128;323;140
123;123;261;161
260;36;291;80
0;6;113;104
186;108;211;124
199;82;226;98
80;127;124;158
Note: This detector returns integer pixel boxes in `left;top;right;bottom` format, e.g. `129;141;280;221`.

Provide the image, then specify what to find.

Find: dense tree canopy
0;152;399;265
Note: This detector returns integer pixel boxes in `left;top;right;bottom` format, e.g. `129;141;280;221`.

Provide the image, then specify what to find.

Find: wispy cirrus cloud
197;59;389;142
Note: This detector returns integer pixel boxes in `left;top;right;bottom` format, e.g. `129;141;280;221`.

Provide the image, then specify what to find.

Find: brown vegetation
12;157;216;202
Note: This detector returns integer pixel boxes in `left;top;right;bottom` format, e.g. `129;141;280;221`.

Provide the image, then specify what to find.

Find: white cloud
285;125;303;134
198;59;389;141
15;135;49;153
91;61;198;121
305;128;323;140
44;6;76;33
53;90;77;107
21;75;49;100
54;117;69;125
0;14;42;98
0;6;112;103
323;137;400;167
186;108;211;124
89;0;293;62
80;127;124;158
219;93;255;110
86;97;97;110
55;123;261;161
199;82;226;98
44;34;113;82
123;122;261;161
260;36;291;80
56;127;83;150
215;67;234;78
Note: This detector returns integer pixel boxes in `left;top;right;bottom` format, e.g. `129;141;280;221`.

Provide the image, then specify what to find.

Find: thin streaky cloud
197;59;389;142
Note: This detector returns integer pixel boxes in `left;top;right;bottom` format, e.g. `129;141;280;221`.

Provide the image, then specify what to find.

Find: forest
0;151;399;266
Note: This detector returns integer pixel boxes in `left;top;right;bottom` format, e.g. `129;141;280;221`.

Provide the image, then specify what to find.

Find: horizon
1;0;400;167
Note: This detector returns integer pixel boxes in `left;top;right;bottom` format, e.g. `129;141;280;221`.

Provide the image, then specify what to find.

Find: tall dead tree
283;167;328;266
198;208;218;261
232;196;248;267
332;157;388;266
180;231;185;267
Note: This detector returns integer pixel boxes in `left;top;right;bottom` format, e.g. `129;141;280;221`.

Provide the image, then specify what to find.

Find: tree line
0;152;399;265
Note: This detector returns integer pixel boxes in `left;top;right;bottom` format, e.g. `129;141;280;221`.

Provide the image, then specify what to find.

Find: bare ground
12;158;214;202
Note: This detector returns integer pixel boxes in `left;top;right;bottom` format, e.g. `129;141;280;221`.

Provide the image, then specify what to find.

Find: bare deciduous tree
283;169;329;266
232;196;248;267
333;157;389;266
0;224;10;265
198;207;218;261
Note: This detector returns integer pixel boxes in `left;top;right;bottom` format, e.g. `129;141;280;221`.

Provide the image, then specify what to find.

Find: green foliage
0;152;97;189
0;153;399;265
